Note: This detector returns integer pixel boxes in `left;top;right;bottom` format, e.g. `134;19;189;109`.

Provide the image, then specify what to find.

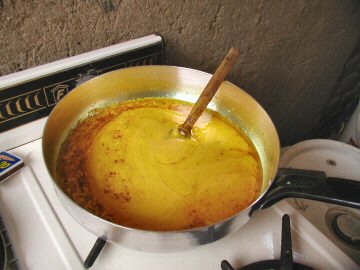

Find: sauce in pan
57;98;262;231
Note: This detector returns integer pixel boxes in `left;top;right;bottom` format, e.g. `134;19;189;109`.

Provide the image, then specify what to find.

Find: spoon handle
178;47;240;137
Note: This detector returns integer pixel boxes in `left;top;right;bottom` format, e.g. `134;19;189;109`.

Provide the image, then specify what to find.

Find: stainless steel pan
42;66;360;252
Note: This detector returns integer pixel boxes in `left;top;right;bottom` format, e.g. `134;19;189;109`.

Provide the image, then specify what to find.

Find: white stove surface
0;136;358;270
0;34;358;270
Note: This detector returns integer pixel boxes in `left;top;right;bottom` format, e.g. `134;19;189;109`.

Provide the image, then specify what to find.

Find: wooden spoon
178;47;240;137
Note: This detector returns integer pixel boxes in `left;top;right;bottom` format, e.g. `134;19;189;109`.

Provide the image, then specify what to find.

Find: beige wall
1;0;360;145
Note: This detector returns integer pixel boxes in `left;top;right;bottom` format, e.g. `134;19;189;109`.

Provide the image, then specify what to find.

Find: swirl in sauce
57;98;262;231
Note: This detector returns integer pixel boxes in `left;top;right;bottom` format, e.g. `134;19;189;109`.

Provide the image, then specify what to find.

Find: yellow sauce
57;98;262;231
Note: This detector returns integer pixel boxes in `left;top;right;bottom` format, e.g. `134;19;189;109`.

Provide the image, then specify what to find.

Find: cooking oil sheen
58;97;262;231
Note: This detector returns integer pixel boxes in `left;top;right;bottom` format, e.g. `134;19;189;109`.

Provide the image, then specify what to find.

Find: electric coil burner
221;215;313;270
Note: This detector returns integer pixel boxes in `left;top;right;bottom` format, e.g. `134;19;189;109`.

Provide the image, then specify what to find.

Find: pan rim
42;65;280;234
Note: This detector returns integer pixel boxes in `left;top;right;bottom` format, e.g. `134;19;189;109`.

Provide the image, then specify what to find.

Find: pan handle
250;168;360;215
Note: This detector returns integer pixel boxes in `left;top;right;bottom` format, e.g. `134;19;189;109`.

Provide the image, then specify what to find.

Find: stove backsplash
0;38;164;133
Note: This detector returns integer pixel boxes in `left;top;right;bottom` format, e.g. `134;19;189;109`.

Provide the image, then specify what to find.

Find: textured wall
1;0;360;145
315;38;360;139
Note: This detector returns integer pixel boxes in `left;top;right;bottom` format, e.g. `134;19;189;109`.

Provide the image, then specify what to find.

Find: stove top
0;138;356;269
0;34;358;270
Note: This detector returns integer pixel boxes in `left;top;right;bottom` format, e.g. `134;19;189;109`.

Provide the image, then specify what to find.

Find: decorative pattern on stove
0;89;45;122
0;41;164;133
